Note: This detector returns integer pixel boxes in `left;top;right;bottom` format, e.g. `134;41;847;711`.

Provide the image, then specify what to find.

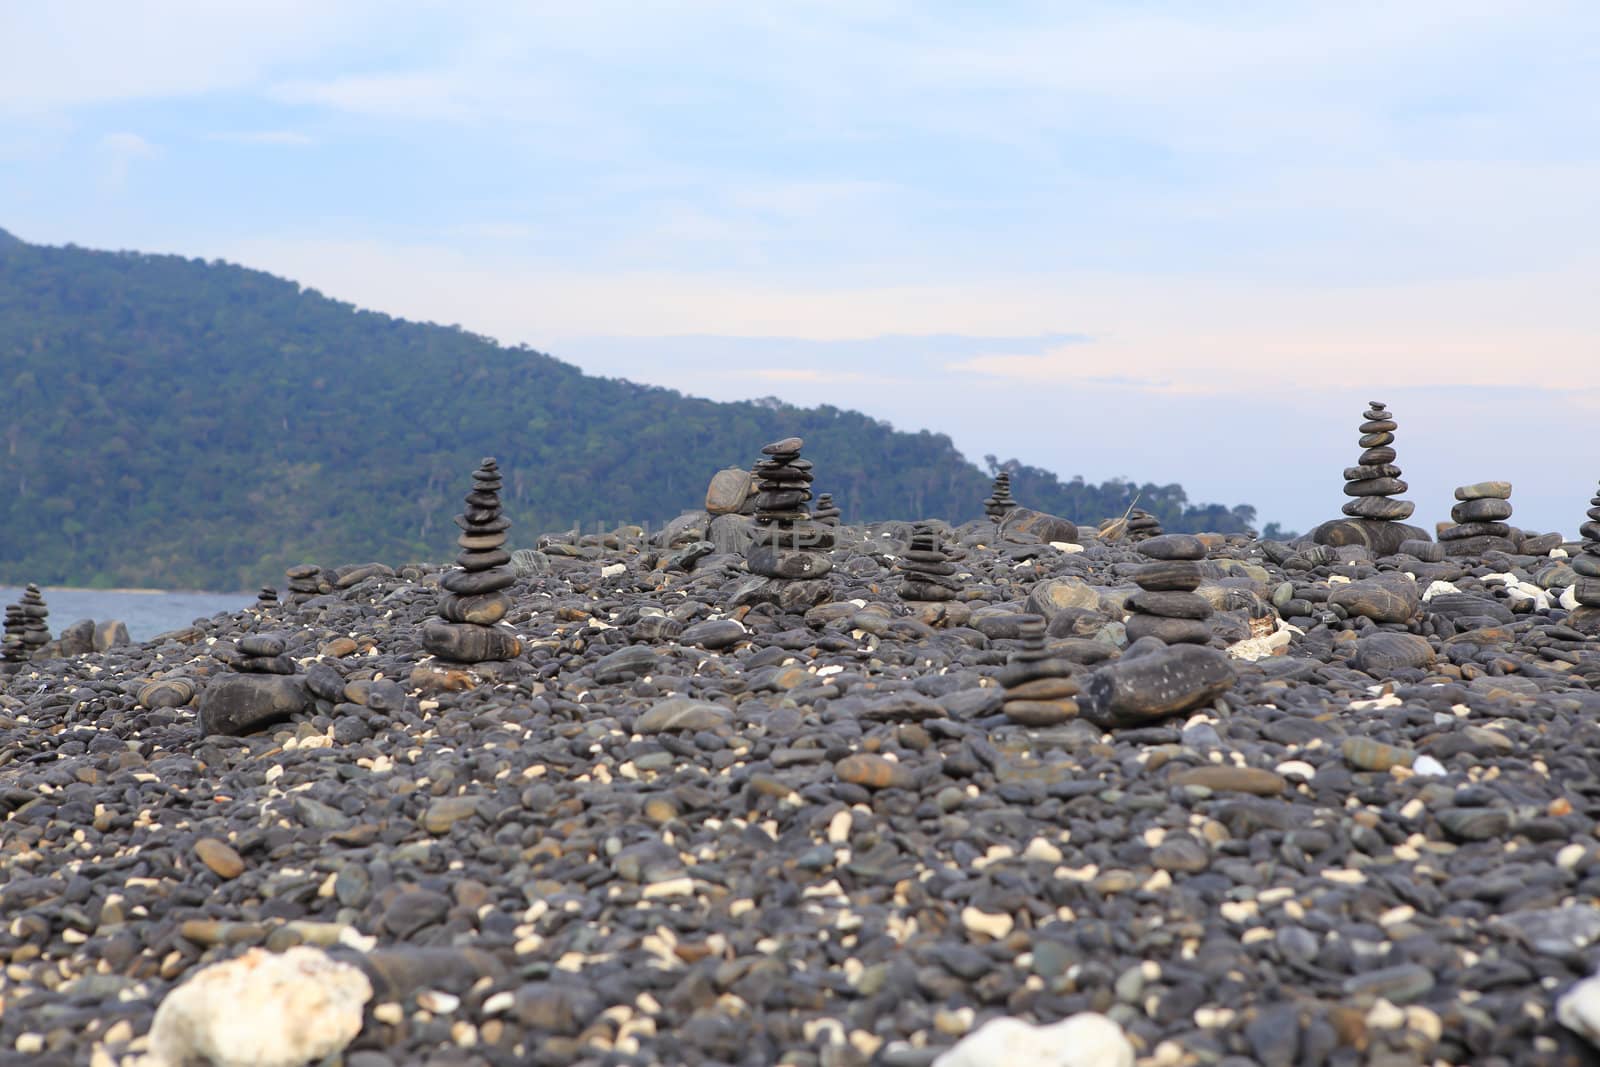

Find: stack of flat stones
746;437;833;580
197;632;309;736
284;565;322;606
896;524;960;603
1441;481;1517;556
1567;482;1600;632
2;602;27;673
1125;534;1214;645
999;615;1079;726
1312;400;1430;556
813;493;841;526
256;586;279;610
422;458;522;664
1126;508;1163;542
984;473;1016;521
19;584;49;657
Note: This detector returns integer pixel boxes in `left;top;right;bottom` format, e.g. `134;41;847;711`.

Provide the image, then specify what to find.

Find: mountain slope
0;233;1256;589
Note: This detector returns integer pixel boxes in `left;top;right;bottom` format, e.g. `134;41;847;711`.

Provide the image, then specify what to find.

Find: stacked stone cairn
421;458;523;664
1311;400;1430;556
197;632;310;736
19;585;49;657
284;565;322;606
897;524;960;603
1568;482;1600;631
813;493;841;525
2;601;27;673
1441;481;1517;556
1125;534;1213;645
746;437;834;580
1126;509;1163;542
984;473;1016;521
256;586;279;610
999;615;1079;726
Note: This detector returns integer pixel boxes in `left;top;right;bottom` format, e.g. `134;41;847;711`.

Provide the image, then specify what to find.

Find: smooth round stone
197;675;311;736
1398;539;1443;562
1358;431;1395;448
746;545;834;580
1341;496;1415;520
1135;534;1206;561
439;567;514;596
1358;419;1398;434
456;531;508;551
193;838;246;880
456;547;512;572
1573;555;1600;578
1343;476;1408;497
1078;644;1235;728
678;619;747;650
1005;676;1080;700
1350;631;1435;673
1574;578;1600;606
420;797;482;835
1581;522;1600;542
232;654;295;675
1359;446;1398;465
902;580;958;602
1132;560;1204;592
635;698;732;733
1002;698;1079;726
1451;498;1513;523
1328;576;1419;623
238;634;287;657
438;591;509;625
1343;463;1402;481
1171;765;1286;796
1123;614;1211;645
1341;737;1415;772
1003;507;1079;545
1455;480;1512;500
834;753;914;790
1439;521;1511;540
1437;807;1511;841
139;678;196;709
762;436;803;455
1126;590;1213;619
1151;835;1210;873
420;621;521;663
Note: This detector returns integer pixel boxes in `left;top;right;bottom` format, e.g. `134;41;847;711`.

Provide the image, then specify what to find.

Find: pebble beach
6;448;1600;1067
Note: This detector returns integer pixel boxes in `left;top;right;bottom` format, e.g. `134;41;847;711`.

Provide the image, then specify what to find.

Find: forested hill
0;230;1258;590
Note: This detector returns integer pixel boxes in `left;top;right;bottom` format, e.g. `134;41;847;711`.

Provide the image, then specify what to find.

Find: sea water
0;587;253;643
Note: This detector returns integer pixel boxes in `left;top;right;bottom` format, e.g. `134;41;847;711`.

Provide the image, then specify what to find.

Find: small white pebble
1411;755;1446;776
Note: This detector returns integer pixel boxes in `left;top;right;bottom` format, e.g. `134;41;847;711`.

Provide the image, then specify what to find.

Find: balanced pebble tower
999;616;1079;726
421;458;523;664
896;524;960;603
19;585;49;658
1567;482;1600;632
1124;534;1213;644
2;602;27;673
984;473;1017;521
745;437;833;580
1311;400;1430;556
1441;482;1517;556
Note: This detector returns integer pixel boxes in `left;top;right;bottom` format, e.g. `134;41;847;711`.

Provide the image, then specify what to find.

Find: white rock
931;1013;1134;1067
1559;974;1600;1046
1562;587;1581;611
961;906;1015;940
147;946;371;1067
1421;580;1460;602
600;563;626;578
1052;542;1085;554
1411;755;1447;777
1225;629;1292;662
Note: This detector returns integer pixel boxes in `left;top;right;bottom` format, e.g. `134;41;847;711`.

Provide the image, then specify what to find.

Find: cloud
208;130;314;146
98;131;156;188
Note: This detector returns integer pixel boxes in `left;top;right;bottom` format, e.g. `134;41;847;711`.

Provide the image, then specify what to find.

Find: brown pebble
1341;737;1415;772
193;837;245;879
1172;765;1286;796
835;753;914;790
321;637;359;658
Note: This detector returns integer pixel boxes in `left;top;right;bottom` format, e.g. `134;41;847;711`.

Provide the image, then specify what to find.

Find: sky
2;1;1598;535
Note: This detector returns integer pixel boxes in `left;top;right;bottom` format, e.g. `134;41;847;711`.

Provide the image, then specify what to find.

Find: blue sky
3;2;1598;534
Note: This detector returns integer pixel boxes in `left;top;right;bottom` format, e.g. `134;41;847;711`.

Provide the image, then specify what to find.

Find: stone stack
1311;400;1430;556
284;565;322;606
1126;509;1163;542
746;437;833;580
998;615;1079;726
812;493;841;526
256;586;279;610
2;602;27;673
19;585;49;657
1124;535;1213;645
1440;481;1518;556
422;458;523;664
1567;483;1600;631
984;473;1017;521
896;524;960;603
197;632;310;736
